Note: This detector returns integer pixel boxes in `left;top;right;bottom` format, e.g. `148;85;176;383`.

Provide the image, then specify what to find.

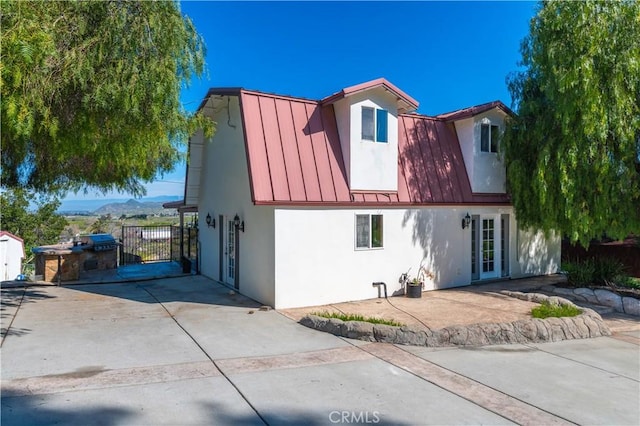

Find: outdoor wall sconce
461;213;471;229
205;213;215;228
234;214;245;233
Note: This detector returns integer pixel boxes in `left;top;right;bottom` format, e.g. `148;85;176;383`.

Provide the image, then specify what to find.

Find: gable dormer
323;79;418;192
438;101;512;194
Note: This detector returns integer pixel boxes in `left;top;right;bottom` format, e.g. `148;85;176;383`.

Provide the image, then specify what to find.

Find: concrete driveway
1;276;639;425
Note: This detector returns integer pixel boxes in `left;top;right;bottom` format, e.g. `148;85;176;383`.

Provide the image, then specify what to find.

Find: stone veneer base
299;292;611;347
536;285;640;316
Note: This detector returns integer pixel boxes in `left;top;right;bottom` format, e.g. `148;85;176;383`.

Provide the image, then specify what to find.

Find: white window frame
355;214;383;250
361;106;388;143
480;123;500;153
361;107;375;141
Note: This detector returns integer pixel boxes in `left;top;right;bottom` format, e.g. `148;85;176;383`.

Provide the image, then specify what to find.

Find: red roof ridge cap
239;89;320;104
436;100;514;121
321;78;419;113
198;87;321;112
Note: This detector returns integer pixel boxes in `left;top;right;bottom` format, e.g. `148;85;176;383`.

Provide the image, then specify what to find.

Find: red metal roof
235;89;509;206
436;100;514;121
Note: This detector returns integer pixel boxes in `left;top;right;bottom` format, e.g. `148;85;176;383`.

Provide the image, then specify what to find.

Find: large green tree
0;189;68;256
503;0;640;245
1;0;213;196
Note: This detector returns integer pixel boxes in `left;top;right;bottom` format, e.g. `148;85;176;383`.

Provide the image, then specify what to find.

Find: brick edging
299;293;611;347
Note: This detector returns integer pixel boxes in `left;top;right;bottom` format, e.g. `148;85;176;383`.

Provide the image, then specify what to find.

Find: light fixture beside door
205;213;215;228
461;212;471;229
233;214;245;232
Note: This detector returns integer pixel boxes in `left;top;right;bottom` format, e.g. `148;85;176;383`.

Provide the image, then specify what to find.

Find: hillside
58;195;181;215
94;199;177;216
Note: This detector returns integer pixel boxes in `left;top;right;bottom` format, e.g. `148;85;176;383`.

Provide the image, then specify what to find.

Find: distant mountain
94;199;171;216
58;195;181;215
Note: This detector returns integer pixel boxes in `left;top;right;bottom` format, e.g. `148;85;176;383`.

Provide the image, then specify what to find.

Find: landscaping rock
582;315;603;337
553;287;576;297
622;297;640;316
533;318;550;341
344;321;375;341
572;316;590;338
573;288;598;303
397;327;428;346
465;324;490;346
526;293;548;303
372;324;397;343
545;317;567;341
513;319;538;341
299;292;612;348
594;289;624;311
546;296;564;306
480;322;504;344
447;326;469;346
499;323;521;344
539;285;638;316
560;317;580;339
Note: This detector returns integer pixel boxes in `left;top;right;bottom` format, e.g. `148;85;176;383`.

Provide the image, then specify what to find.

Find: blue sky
63;0;537;202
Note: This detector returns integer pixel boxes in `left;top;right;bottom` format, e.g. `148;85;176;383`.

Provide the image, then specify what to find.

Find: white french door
224;218;236;287
471;214;502;280
480;217;498;279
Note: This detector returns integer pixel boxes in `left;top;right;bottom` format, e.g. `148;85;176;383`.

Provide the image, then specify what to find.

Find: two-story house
185;79;560;309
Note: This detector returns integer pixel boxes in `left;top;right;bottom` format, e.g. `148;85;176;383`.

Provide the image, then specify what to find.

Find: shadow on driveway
60;275;262;309
1;287;56;343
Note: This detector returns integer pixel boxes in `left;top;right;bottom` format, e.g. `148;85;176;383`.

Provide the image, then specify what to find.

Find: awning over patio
162;200;198;213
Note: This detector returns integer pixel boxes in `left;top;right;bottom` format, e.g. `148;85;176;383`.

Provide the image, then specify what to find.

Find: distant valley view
58;195;182;216
57;195;193;246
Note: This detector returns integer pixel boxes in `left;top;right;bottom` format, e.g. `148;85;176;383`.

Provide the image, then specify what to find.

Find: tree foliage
0;189;68;256
503;0;640;245
1;0;214;196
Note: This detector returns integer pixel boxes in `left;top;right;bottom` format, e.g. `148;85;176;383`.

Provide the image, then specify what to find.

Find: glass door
225;218;236;286
480;216;499;280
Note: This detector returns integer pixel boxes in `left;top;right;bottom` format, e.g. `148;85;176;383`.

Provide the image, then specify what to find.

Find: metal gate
120;225;175;265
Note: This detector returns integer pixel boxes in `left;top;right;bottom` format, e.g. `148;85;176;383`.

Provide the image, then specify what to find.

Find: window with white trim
356;214;383;249
480;123;499;153
361;107;388;143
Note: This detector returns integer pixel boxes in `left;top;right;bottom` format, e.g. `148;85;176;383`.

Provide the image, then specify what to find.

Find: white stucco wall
185;130;204;206
333;88;399;192
513;228;561;277
272;205;557;309
454;117;475;187
197;95;276;307
455;109;507;194
0;234;24;281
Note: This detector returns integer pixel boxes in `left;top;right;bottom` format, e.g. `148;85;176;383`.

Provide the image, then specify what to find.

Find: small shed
0;231;26;281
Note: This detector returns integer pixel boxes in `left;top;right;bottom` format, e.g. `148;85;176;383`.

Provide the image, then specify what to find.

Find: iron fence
120;225;173;265
170;226;198;262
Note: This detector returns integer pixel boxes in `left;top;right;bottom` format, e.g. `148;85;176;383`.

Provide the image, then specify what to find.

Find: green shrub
311;311;405;327
616;276;640;289
562;259;595;286
531;301;582;319
563;257;631;287
592;257;627;285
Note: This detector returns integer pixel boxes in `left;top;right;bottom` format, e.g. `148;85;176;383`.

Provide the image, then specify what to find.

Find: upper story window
361;107;388;143
481;123;499;153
